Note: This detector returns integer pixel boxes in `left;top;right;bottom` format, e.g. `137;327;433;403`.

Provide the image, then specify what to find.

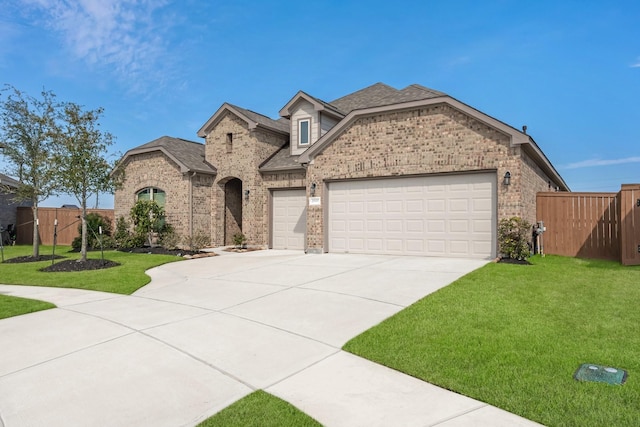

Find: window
137;188;166;207
226;133;233;153
298;119;310;146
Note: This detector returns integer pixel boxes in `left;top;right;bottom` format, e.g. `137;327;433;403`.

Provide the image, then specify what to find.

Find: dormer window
298;119;310;146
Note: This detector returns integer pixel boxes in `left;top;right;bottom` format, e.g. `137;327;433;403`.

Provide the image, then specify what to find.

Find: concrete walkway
0;250;542;427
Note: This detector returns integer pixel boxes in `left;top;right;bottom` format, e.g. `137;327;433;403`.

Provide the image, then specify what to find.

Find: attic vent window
226;133;233;153
298;119;310;146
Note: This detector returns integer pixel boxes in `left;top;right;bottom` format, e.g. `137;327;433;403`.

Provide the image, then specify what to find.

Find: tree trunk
80;201;88;262
32;203;39;258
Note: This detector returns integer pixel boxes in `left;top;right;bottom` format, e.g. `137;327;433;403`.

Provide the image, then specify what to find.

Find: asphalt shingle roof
228;104;290;134
329;83;446;113
259;145;303;172
0;173;20;189
132;136;216;174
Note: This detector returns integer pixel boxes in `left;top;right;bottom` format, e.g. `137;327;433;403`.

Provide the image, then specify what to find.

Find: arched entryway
224;178;243;245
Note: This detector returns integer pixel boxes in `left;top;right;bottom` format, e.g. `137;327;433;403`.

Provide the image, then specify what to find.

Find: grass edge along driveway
0;245;184;318
344;255;640;427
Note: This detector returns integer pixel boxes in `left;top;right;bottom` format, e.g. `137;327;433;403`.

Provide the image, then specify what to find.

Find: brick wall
520;149;558;226
205;113;289;246
114;151;213;244
305;104;549;251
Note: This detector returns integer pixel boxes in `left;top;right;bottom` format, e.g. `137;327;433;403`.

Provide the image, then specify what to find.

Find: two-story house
114;83;568;258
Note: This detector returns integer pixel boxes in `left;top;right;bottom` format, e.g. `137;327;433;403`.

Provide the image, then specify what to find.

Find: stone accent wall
114;151;213;244
305;104;541;252
205;113;289;246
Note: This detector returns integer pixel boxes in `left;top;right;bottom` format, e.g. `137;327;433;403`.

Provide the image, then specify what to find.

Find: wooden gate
619;184;640;266
537;185;640;266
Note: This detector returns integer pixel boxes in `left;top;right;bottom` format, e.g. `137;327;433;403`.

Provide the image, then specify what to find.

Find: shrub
183;232;210;251
113;216;132;248
498;216;532;260
130;200;165;247
72;213;114;250
232;232;247;248
158;223;180;250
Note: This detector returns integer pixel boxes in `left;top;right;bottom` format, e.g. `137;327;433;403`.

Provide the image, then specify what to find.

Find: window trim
136;187;166;207
298;118;311;146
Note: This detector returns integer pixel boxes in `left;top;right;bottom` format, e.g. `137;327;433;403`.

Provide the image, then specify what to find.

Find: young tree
0;85;61;257
55;103;116;262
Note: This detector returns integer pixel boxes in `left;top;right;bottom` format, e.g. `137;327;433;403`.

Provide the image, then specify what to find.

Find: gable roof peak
279;90;345;118
198;102;289;137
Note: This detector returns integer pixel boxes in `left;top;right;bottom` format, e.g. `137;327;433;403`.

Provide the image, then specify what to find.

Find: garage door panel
473;219;492;233
367;200;384;213
450;240;471;255
367;220;383;232
272;190;306;250
406;220;424;233
449;199;469;212
449;220;469;233
386;220;403;232
406;199;423;212
328;173;496;258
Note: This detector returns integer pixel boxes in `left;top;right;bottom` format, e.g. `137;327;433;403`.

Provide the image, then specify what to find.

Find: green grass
344;255;640;427
0;294;56;319
197;391;321;427
0;245;184;295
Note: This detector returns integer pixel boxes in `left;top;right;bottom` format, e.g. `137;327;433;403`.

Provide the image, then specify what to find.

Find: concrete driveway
0;251;541;427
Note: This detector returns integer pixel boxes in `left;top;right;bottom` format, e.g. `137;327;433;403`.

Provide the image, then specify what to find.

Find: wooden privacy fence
16;207;115;246
537;184;640;266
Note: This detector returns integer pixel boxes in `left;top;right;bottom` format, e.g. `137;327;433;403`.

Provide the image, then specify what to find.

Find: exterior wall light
310;183;317;196
503;171;511;186
244;189;250;201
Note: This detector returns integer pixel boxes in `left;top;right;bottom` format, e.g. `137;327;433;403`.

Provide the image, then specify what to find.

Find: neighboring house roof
116;136;216;175
0;173;20;189
259;145;304;172
298;94;570;191
197;103;289;137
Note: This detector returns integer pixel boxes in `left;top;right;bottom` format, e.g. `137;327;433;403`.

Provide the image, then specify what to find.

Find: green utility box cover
574;364;627;385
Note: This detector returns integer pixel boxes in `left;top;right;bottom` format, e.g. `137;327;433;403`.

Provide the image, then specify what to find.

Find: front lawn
197;391;321;427
344;255;640;427
0;294;55;320
0;245;184;294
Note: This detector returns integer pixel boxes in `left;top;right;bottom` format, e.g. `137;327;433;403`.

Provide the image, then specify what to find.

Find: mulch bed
2;255;66;263
224;247;263;253
498;257;532;265
40;259;121;272
118;247;205;256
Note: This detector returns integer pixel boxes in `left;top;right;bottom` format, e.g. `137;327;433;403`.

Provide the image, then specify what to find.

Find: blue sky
1;0;639;208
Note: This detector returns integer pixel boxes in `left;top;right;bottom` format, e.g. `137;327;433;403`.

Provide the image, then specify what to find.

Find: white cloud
17;0;174;92
630;57;640;67
563;156;640;169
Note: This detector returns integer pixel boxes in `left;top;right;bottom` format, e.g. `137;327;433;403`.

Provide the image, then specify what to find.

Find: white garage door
272;189;306;250
328;173;495;258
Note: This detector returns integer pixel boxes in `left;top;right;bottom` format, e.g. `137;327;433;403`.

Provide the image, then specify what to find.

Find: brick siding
305;104;552;251
114;151;213;245
205;113;289;246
